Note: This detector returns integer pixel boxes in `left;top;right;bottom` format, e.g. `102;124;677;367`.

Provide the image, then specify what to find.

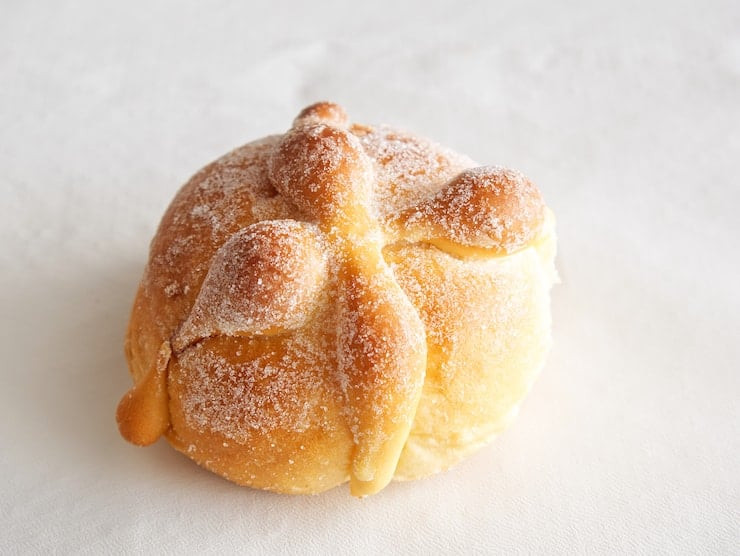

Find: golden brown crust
117;102;557;496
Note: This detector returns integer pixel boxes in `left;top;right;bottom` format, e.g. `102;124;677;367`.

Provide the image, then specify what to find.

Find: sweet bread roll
117;102;557;497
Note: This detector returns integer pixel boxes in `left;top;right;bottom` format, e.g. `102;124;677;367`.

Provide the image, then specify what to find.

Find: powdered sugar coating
176;331;335;443
352;124;476;218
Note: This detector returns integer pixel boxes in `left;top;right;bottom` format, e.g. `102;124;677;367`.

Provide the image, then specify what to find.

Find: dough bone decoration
116;102;557;497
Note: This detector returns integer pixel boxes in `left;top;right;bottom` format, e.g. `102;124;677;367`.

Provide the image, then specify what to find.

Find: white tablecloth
2;1;738;553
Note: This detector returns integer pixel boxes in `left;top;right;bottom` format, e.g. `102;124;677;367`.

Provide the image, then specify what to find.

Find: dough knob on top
293;101;349;128
268;110;373;233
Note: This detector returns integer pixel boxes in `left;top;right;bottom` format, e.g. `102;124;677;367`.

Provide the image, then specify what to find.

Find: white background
1;1;738;553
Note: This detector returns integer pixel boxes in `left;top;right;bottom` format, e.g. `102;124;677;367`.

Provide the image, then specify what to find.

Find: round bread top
145;101;547;343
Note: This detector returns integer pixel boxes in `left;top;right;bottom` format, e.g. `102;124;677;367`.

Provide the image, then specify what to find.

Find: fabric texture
1;0;738;553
